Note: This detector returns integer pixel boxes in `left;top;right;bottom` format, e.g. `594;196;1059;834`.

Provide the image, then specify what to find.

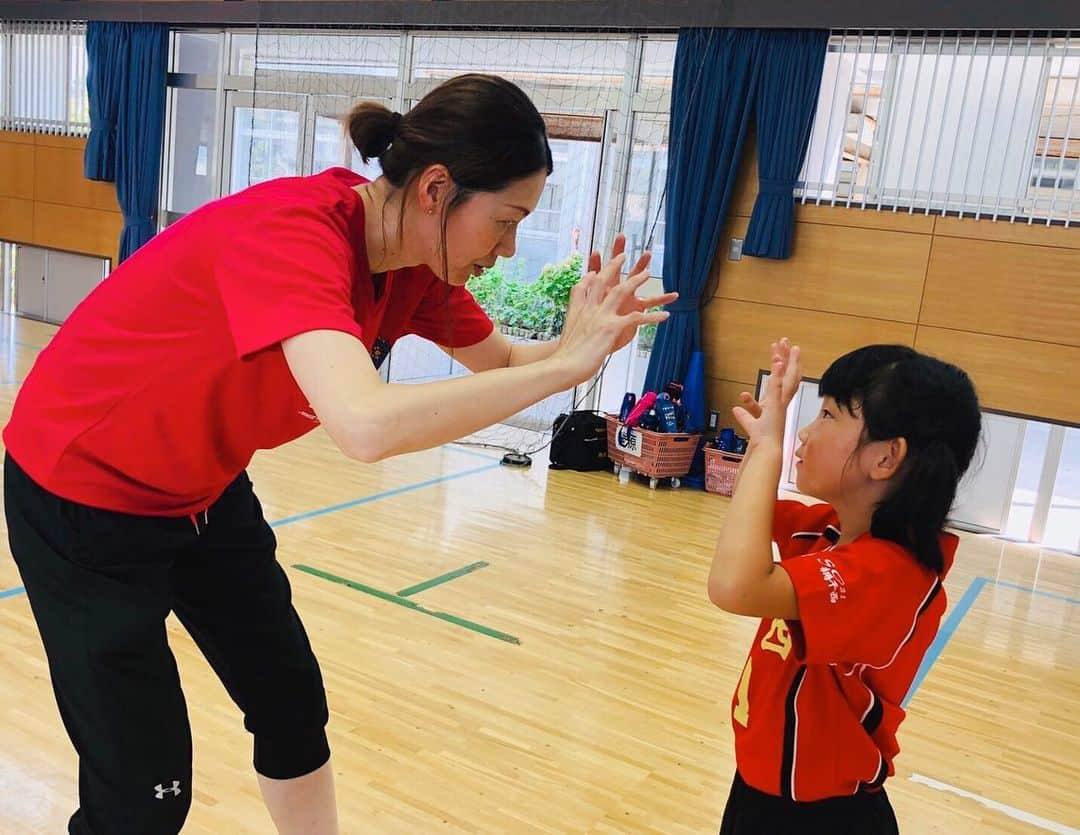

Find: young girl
707;339;981;833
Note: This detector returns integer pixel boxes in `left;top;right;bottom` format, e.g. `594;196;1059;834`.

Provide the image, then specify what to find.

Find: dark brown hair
346;73;553;285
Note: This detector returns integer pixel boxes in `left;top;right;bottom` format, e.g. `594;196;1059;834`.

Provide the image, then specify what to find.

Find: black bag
549;411;610;471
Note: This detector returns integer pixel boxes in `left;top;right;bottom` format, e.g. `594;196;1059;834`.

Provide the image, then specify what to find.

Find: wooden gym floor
1;315;1077;834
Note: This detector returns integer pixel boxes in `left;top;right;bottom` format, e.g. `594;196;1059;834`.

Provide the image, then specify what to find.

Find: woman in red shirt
4;73;673;835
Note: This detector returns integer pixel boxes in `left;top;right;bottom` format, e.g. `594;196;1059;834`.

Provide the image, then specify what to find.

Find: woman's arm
442;330;560;374
283;328;575;462
283;255;668;462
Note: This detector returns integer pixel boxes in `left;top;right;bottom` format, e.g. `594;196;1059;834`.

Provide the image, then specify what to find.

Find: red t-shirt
4;168;493;516
731;500;955;801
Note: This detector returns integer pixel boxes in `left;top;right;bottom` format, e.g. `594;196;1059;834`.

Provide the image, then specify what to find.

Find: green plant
534;253;584;310
637;321;658;352
636;305;666;353
466;252;584;337
464;264;504;311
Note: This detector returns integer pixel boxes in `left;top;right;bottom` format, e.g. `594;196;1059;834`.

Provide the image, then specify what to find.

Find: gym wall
704;145;1080;426
0;131;122;266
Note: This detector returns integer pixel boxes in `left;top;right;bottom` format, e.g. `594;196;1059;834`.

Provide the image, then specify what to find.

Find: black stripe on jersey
917;579;943;617
897;579;943;652
791;531;823;540
858;754;890;792
823;525;841;544
861;691;884;735
780;665;807;800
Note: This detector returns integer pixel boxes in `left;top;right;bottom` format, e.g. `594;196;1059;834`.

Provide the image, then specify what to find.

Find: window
228;100;302;193
1006;423;1080;554
799;32;1079;224
1028;58;1080;213
239;32;399;100
1030;157;1077;191
1046;428;1080;552
1;241;16;316
164;88;221;215
596;113;670;415
0;21;89;134
622;114;669;276
411;34;628;113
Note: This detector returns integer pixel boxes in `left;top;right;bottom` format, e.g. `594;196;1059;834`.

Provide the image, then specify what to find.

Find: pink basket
704;447;744;496
604;415;701;479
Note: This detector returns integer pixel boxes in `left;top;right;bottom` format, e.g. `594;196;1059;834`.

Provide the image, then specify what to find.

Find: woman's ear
416;164;452;215
868;436;908;482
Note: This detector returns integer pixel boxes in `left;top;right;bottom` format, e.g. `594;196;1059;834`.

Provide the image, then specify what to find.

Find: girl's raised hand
732;338;801;447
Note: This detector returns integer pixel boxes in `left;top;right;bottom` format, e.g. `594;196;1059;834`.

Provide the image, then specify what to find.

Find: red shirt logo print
817;557;847;604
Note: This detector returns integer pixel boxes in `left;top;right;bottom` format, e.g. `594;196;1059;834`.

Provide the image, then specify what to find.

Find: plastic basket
704;447;744;496
604;415;701;486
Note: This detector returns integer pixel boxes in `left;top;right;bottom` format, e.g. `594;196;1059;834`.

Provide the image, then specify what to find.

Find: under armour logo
370;337;390;369
154;780;182;799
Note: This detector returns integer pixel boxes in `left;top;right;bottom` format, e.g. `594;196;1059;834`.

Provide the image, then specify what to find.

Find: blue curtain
116;24;169;262
643;29;763;392
743;30;829;259
84;22;130;182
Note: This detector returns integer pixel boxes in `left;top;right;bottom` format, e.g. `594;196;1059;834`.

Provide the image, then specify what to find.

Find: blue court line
903;576;1079;707
989;578;1080;605
904;578;987;707
446;444;504;462
268;461;500;528
0;456;503;601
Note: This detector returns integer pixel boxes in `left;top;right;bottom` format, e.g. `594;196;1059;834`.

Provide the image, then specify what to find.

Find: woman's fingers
596;252;628;291
603;267;651;309
635;291;679;310
629;250;651;280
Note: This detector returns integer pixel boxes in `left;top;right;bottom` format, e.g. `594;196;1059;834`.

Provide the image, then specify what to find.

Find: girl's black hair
819;345;982;573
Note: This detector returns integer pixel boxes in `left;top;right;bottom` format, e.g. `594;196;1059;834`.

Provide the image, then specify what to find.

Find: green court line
397;561;489;597
293;564;520;645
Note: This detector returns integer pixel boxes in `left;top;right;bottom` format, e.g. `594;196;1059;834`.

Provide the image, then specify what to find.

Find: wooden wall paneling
701;297;917;383
705;377;759;421
729;142;759;219
795;202;936;234
914;327;1080;425
32;203;122;264
0;197;34;244
0;130;35;146
33;134;94;152
0;141;36;200
0;134;124;263
715;216;930;322
934;215;1080;251
34;145;121;213
920;237;1080;347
